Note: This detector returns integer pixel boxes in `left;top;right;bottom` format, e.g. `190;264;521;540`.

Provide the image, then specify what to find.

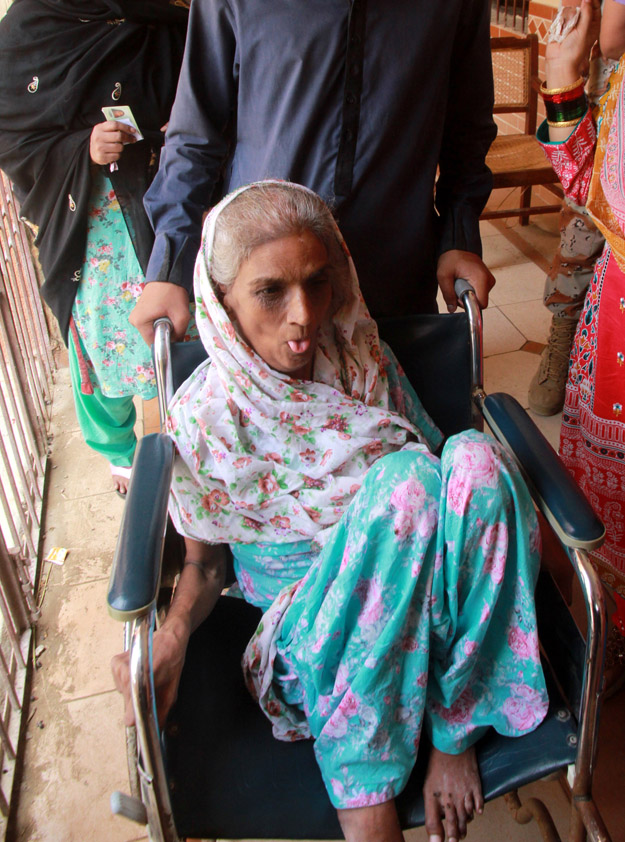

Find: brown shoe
528;317;578;416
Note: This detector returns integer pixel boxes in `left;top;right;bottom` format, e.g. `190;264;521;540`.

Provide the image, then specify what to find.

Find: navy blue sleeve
434;0;497;258
143;0;237;292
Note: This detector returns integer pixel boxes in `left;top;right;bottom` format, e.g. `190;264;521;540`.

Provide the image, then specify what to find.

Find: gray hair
210;183;350;309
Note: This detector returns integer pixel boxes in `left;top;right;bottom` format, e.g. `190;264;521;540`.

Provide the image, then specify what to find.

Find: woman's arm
544;0;601;142
600;0;625;60
111;538;227;726
534;0;601;205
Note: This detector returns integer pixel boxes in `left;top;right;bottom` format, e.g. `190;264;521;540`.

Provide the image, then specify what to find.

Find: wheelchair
107;280;611;842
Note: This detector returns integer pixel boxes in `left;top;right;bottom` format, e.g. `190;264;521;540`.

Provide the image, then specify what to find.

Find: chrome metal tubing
571;797;612;842
153;318;174;432
454;279;484;431
569;548;607;794
130;614;180;842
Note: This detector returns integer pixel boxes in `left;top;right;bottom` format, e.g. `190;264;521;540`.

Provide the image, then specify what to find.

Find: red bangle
540;77;585;102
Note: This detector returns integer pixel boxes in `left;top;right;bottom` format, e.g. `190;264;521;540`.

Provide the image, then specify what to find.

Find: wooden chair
483;34;563;225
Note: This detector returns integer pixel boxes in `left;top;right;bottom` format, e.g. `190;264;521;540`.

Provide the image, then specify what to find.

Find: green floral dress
72;170;157;399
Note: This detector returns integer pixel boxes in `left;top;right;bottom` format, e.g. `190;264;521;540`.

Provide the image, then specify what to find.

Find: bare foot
423;746;483;842
337;799;405;842
110;464;132;496
112;472;130;495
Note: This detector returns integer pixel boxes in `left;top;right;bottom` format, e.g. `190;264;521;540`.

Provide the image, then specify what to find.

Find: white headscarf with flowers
167;181;432;546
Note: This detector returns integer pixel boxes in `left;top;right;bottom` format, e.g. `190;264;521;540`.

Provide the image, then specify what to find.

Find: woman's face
222;230;333;379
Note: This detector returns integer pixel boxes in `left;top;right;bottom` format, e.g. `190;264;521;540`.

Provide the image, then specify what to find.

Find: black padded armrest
483;393;605;550
107;433;175;622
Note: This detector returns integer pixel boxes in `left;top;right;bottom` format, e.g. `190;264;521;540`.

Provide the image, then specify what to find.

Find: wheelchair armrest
107;433;175;622
482;393;605;551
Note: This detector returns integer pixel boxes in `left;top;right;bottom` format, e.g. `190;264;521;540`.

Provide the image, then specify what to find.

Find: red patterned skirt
560;246;625;596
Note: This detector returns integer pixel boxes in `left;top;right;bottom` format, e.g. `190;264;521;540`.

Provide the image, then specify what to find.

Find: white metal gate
0;169;54;825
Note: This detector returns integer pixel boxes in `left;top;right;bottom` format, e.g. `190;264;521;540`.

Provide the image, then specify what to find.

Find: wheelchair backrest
169;313;474;440
377;313;473;439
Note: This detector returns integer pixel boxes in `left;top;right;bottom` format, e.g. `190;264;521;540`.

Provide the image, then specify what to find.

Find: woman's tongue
288;338;310;353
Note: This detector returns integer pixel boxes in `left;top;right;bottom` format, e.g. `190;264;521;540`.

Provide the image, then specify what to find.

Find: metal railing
0;169;54;827
492;0;529;33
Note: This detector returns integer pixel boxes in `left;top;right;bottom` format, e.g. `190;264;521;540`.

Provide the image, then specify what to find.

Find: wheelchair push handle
153;317;175;431
454;277;477;303
453;278;484;399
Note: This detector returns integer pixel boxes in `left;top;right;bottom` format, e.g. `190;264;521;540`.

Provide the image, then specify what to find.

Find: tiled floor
12;208;625;841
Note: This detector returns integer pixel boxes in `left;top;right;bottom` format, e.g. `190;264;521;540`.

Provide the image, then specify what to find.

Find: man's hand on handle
436;249;495;313
130;282;191;345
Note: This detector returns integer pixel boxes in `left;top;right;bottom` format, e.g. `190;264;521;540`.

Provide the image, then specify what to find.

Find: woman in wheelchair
112;181;548;842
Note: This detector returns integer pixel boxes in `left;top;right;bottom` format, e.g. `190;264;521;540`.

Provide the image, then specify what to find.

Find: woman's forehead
235;231;329;282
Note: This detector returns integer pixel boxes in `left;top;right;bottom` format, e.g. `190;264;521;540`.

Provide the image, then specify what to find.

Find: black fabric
377;313;473;439
0;0;188;341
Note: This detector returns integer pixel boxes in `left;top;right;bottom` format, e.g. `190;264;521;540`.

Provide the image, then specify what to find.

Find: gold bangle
547;117;583;128
541;77;585;96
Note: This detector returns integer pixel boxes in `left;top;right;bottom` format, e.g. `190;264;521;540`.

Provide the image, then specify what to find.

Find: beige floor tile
35;577;122;702
48;366;81;438
484;350;538;407
498;298;552;345
482;307;526;357
14;691;132;842
45;427;117;501
481;235;534;271
41;491;124;555
38;545;115;589
488;260;546;307
501;216;561;261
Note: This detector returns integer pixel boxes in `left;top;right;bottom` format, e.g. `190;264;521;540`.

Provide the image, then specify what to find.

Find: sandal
110;464;132;499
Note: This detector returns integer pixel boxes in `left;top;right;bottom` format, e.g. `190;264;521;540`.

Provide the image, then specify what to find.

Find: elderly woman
112;181;548;842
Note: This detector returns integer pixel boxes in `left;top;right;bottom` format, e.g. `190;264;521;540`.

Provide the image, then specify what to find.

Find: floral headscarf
167;181;432;546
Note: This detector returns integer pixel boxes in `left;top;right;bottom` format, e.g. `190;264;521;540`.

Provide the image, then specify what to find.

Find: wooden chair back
483;34;563;225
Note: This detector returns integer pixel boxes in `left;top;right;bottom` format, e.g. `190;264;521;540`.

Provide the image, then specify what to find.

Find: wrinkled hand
545;0;601;81
436;250;495;312
130;281;190;345
111;622;189;728
89;120;138;166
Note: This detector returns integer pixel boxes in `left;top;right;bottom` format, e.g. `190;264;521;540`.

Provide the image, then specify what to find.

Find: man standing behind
131;0;497;342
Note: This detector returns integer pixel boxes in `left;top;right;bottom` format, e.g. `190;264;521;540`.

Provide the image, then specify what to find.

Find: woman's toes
424;789;445;842
443;797;460;842
473;785;484;815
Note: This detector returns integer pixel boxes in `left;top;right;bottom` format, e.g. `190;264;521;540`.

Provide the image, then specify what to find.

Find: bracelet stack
540;77;587;127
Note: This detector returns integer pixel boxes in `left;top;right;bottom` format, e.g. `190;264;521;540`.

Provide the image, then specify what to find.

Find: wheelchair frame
108;281;611;842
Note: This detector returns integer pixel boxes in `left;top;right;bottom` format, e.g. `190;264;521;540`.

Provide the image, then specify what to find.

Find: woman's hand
545;0;601;87
111;541;226;727
111;617;190;727
89;120;138;165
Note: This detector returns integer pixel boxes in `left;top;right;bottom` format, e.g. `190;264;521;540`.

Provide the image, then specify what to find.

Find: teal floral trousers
242;430;548;809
